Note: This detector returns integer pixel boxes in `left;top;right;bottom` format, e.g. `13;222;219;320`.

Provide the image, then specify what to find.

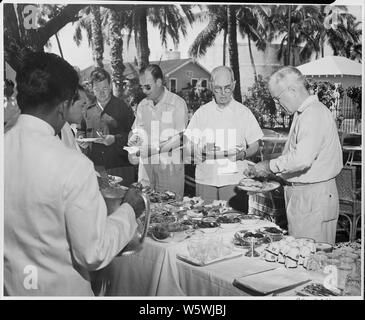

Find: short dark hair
16;52;79;113
90;68;111;85
139;64;164;81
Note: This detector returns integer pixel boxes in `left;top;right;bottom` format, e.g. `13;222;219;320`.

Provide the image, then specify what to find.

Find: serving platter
76;137;101;143
237;179;280;193
176;251;243;267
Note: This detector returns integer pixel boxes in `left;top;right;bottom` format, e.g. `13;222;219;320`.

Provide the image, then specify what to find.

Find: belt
285;182;311;187
284;180;331;187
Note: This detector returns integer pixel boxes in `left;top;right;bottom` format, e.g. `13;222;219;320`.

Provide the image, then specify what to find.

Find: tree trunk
55;33;64;58
135;7;150;70
227;6;242;103
109;9;125;98
248;33;258;84
223;6;228;66
223;27;227;66
90;5;104;68
287;5;292;66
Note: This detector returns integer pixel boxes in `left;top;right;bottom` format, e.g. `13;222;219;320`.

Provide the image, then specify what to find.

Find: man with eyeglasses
128;64;188;198
184;66;263;207
249;66;342;244
80;68;136;187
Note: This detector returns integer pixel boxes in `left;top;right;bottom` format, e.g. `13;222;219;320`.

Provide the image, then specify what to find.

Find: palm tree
108;9;125;97
227;6;242;102
113;4;195;70
90;5;104;68
237;5;272;83
188;6;243;101
269;5;362;65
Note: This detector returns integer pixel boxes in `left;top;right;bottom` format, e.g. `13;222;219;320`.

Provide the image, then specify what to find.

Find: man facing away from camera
249;66;343;244
4;52;145;296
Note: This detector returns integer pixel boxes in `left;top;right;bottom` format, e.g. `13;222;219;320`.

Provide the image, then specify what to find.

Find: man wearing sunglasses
80;68;136;187
184;66;263;207
249;66;342;244
128;64;188;198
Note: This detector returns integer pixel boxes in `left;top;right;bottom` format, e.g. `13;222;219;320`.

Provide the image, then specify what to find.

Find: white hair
210;66;235;84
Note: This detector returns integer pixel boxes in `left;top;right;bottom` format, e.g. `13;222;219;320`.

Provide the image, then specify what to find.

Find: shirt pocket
161;111;173;124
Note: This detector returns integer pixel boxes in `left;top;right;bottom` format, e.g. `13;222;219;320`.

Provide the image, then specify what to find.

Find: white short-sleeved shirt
185;99;263;187
133;87;188;182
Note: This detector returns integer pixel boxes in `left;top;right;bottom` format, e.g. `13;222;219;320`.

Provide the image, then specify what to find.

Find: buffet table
99;221;334;297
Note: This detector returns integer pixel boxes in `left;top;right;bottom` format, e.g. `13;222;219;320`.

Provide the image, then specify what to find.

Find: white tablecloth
98;221;324;296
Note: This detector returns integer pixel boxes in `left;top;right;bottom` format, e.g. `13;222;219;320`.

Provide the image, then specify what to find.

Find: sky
44;1;363;72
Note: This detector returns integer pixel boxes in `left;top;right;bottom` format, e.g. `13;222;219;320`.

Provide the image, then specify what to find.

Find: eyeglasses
272;86;291;105
140;84;152;91
213;85;233;94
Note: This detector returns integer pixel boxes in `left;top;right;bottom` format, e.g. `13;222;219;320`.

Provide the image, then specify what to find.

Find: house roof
80;58;210;81
297;56;362;77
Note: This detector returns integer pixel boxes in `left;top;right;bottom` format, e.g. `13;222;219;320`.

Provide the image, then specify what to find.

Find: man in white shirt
128;64;188;198
185;66;263;205
250;66;343;244
4;52;145;296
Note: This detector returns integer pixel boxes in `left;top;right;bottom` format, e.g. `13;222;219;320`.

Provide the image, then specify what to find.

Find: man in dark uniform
81;68;136;186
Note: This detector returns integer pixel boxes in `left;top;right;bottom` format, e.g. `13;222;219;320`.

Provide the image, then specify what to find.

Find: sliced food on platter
216;212;242;224
238;178;280;192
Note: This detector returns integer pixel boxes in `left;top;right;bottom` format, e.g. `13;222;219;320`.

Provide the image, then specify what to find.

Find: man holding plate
80;68;136;187
249;66;342;244
184;66;263;206
127;64;188;198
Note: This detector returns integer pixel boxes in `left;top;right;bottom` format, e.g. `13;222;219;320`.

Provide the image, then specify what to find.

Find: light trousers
284;178;339;244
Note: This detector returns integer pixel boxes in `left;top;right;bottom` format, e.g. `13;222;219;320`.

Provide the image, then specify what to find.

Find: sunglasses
140;84;152;91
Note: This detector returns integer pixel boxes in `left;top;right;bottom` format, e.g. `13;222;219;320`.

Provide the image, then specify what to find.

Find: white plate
237;180;280;193
150;231;190;243
123;146;140;154
108;175;123;185
76;138;101;143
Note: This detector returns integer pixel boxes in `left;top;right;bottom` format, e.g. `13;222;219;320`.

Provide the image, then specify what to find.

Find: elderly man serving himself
249;66;343;244
185;66;263;206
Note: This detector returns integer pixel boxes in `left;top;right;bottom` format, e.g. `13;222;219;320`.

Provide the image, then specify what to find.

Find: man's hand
252;160;272;178
227;146;246;162
94;134;115;146
128;134;142;147
123;187;146;219
76;135;91;149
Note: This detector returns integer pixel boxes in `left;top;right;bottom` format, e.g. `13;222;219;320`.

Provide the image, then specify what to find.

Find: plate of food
233;229;271;248
149;224;191;243
108;175;123;185
237;178;280;193
195;217;221;233
259;226;285;241
217;212;242;224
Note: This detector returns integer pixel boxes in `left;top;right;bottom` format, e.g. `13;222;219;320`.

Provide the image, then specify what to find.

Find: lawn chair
335;166;361;242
